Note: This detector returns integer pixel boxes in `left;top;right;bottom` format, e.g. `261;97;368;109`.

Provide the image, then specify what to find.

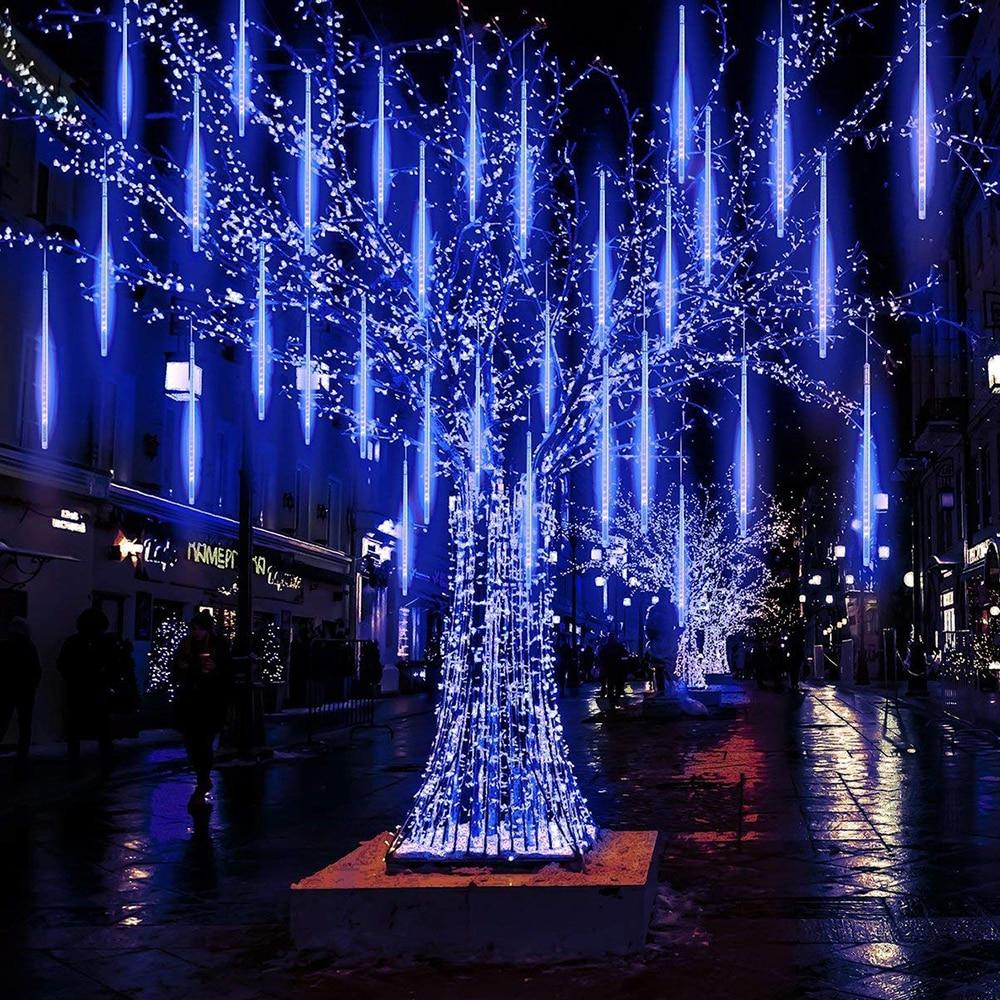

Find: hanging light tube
640;315;650;534
191;72;202;253
418;141;427;316
376;59;386;226
119;1;129;141
302;69;313;253
401;442;410;597
525;429;534;580
40;255;50;451
862;342;873;568
468;50;478;220
99;162;111;357
677;4;687;180
303;298;313;446
237;0;247;137
738;318;749;536
601;354;611;548
918;0;928;220
818;151;829;358
776;30;786;238
187;335;197;505
423;336;433;522
359;293;368;458
702;107;712;286
473;332;483;482
518;71;528;256
256;240;267;421
677;419;687;621
542;282;553;434
597;171;607;337
664;184;674;347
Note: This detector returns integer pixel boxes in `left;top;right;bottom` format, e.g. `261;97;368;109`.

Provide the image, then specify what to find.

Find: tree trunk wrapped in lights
390;475;595;864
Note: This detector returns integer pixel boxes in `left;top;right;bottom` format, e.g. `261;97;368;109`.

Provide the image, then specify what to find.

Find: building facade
909;5;1000;679
0;30;444;743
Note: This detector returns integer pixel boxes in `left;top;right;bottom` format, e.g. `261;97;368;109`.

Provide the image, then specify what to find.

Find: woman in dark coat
0;617;42;768
58;608;116;761
171;612;231;811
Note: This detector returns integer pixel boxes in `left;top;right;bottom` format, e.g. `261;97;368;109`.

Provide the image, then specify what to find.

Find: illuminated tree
1;0;989;863
571;491;793;688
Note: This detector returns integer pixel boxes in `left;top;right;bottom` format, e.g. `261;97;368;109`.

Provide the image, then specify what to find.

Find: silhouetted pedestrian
58;609;116;762
555;633;573;695
0;618;41;769
171;612;232;812
581;643;596;684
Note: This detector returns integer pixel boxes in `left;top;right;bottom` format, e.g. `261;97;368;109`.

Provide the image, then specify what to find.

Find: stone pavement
4;681;1000;998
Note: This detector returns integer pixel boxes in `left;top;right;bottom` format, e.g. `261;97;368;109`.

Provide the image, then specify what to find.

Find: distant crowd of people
553;629;634;706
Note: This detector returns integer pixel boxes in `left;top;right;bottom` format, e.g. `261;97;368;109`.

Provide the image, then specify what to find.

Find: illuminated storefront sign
186;541;302;593
967;540;993;566
113;529;179;572
51;509;86;534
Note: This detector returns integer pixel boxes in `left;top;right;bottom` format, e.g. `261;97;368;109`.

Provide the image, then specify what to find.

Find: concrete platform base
688;686;724;707
290;829;660;961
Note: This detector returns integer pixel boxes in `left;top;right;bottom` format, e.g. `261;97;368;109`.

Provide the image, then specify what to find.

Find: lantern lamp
165;358;203;400
988;354;1000;394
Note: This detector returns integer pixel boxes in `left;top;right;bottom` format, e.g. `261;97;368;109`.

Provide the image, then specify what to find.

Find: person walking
171;611;232;812
0;617;42;770
554;633;573;695
57;609;116;762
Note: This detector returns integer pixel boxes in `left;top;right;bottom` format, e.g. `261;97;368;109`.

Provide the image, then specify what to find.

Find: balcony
914;397;966;455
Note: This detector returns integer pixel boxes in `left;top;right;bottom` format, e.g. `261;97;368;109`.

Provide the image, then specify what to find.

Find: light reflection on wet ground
3;683;1000;998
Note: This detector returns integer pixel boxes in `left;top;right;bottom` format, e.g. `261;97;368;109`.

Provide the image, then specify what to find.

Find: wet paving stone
4;683;1000;997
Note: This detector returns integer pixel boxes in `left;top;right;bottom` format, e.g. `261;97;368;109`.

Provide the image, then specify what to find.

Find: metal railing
304;638;382;740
